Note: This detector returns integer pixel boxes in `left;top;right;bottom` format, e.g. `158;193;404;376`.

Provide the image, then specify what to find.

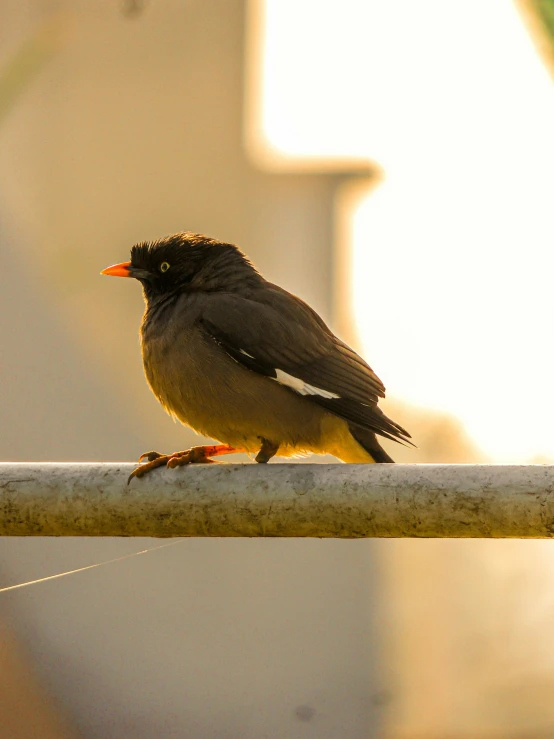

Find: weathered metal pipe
1;463;554;538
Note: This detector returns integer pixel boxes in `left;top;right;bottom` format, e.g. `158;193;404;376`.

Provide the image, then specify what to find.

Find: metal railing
1;463;553;538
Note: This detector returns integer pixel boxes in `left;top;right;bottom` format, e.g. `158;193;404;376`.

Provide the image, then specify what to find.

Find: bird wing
198;286;412;446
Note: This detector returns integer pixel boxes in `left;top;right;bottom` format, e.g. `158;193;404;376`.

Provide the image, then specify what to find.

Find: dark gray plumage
101;232;412;479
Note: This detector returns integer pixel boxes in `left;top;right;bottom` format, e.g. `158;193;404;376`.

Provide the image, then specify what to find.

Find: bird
101;232;412;481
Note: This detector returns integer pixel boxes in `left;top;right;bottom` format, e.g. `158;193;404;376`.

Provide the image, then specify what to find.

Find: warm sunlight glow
252;0;554;462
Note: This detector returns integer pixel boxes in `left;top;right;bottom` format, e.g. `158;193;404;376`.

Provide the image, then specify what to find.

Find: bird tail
348;423;395;463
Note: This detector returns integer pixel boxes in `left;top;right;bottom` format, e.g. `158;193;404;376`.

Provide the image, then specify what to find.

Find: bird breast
139;298;328;454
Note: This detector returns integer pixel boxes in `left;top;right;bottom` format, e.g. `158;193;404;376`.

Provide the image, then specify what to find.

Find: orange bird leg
128;444;242;484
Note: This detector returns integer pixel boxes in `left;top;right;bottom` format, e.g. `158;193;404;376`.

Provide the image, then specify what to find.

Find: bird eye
159;262;170;273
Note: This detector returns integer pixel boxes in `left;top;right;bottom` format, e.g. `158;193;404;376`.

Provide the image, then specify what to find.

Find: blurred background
0;0;553;736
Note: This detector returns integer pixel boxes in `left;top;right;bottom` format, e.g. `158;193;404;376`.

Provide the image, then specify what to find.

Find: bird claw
138;450;164;463
165;447;219;467
128;445;224;484
128;453;171;484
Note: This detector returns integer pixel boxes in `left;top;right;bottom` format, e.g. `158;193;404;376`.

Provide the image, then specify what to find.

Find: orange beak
101;261;132;277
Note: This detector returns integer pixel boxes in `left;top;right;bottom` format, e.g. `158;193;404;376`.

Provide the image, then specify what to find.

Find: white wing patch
239;349;255;358
275;369;340;399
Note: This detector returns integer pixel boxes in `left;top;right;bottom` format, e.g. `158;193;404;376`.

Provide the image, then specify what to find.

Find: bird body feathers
140;292;373;461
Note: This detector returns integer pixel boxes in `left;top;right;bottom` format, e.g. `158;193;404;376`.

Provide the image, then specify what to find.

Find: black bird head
102;232;261;300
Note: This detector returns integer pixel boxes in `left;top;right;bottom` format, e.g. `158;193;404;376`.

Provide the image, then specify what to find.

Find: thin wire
0;539;184;595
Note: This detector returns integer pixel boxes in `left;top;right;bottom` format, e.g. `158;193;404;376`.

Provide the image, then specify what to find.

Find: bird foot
128;444;239;483
255;438;279;463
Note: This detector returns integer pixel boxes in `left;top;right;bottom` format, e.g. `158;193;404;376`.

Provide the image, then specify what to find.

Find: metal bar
1;463;553;538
